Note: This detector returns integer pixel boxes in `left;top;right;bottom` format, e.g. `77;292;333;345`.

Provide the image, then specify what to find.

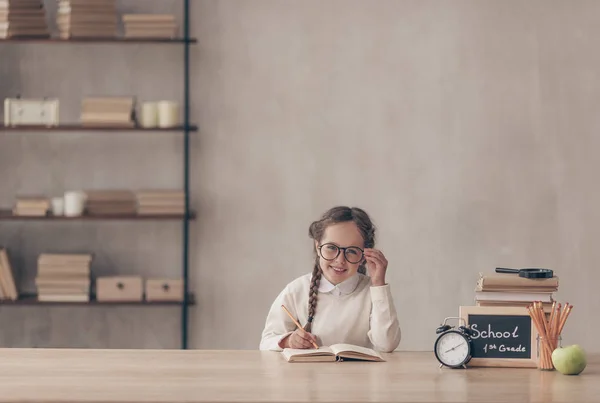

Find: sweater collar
318;273;361;295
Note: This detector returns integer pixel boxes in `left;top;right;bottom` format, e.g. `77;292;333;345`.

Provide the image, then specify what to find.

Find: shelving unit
0;209;196;221
0;37;197;44
0;124;198;132
0;1;195;349
0;293;196;306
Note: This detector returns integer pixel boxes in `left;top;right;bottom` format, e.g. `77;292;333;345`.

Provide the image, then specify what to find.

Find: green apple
552;345;587;375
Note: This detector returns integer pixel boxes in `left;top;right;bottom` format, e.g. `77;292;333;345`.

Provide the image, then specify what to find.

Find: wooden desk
0;348;597;403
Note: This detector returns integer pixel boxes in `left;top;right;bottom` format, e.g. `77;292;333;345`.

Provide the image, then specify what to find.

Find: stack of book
136;190;185;216
85;190;136;216
0;0;49;39
475;271;559;310
0;247;18;301
12;196;49;216
56;0;117;39
122;14;177;39
35;253;92;302
80;97;135;127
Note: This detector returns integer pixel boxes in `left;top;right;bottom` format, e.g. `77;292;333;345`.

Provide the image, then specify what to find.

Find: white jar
140;102;158;128
64;191;86;217
51;197;64;216
157;101;180;128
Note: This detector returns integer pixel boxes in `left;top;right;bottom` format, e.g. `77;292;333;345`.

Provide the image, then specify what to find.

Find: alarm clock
434;316;474;369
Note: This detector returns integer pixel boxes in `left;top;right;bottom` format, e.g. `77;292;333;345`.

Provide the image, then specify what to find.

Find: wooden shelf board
0;37;197;44
0;293;195;306
0;210;195;221
0;124;198;132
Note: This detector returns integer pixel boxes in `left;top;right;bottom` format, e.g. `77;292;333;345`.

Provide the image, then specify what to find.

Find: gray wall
1;0;598;352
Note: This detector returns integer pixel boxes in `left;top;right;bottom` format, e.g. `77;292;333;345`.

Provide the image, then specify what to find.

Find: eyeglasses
318;243;364;264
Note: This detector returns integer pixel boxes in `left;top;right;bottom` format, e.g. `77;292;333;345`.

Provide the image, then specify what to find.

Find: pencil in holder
528;301;573;371
537;335;562;370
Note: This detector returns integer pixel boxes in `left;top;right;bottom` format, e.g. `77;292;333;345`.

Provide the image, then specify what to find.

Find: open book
282;343;385;362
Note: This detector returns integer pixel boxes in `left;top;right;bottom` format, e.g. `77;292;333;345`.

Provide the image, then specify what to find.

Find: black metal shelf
0;124;198;132
0;293;195;306
0;210;195;221
0;37;197;44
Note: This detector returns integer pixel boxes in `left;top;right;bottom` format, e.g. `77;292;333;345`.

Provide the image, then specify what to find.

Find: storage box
145;278;184;302
4;98;59;127
96;276;143;302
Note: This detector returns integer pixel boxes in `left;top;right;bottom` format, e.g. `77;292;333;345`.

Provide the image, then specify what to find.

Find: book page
282;346;334;362
329;344;384;361
283;346;333;357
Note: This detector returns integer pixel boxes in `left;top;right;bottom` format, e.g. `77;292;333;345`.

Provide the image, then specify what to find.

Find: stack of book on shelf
85;190;136;216
80;96;135;127
0;0;50;39
475;271;559;310
12;196;49;216
56;0;117;39
0;248;18;301
122;14;177;39
35;253;92;302
136;190;185;216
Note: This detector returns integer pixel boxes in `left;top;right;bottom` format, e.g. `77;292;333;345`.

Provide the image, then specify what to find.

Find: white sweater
259;272;401;352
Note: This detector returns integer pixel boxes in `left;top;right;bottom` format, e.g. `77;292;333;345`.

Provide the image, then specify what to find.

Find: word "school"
470;324;519;339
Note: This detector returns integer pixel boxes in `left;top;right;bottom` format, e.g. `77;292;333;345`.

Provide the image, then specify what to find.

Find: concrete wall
1;0;598;352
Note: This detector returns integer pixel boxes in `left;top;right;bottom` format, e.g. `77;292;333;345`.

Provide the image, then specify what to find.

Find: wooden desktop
0;348;597;403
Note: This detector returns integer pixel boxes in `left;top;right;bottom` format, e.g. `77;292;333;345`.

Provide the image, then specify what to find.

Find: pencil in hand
281;304;319;349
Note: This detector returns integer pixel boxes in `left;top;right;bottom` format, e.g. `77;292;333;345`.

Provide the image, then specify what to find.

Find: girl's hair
304;206;376;332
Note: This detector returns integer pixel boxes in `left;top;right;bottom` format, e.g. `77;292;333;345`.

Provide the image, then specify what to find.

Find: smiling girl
259;206;401;352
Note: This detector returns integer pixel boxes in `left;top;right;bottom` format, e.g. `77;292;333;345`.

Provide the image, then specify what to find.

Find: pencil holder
537;335;562;370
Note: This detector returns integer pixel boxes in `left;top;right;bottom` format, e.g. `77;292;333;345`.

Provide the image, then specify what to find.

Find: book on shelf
136;190;185;215
0;9;45;19
0;0;44;8
282;343;385;363
12;196;49;216
57;0;117;39
0;248;18;300
0;0;49;39
35;253;92;302
80;97;134;127
121;14;176;23
122;13;177;39
85;189;136;215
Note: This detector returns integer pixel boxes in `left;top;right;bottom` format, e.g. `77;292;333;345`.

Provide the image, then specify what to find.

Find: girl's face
315;221;365;285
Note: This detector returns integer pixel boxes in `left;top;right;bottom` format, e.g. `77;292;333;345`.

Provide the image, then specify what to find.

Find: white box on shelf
4;97;60;127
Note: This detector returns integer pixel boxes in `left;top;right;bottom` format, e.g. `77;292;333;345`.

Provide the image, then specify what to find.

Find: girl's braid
304;260;322;333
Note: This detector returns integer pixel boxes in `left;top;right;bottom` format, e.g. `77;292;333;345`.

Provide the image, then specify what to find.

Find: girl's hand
364;248;388;286
280;328;318;349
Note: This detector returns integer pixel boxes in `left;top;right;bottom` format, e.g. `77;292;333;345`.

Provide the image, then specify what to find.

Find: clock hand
444;342;466;353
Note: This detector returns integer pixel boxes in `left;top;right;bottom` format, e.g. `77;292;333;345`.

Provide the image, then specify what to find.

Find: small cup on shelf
64;191;86;217
157;101;180;128
139;102;158;128
51;197;64;216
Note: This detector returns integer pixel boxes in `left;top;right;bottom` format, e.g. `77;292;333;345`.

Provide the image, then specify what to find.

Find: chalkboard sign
459;306;539;368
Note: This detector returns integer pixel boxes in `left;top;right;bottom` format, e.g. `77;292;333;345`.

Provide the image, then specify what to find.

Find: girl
259;206;401;352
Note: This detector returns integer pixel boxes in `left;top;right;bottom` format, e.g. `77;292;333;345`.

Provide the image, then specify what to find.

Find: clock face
435;331;470;367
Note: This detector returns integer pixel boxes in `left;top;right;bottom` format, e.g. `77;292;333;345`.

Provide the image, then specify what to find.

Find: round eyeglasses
318;243;364;264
